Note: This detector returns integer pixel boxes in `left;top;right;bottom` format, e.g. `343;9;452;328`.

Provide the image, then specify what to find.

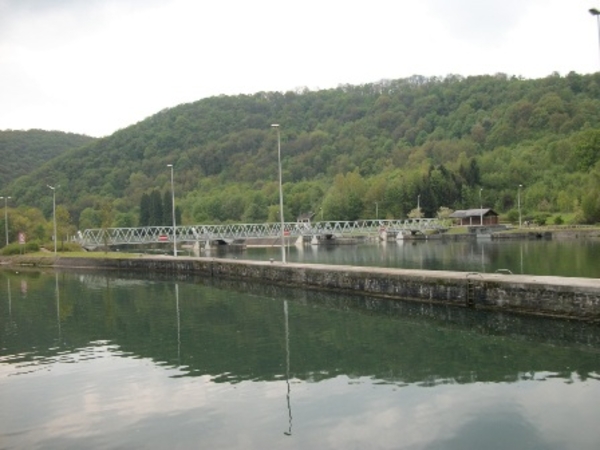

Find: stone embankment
3;254;600;321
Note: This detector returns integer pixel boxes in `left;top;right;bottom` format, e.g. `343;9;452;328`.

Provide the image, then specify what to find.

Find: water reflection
7;278;11;318
1;271;600;450
55;272;61;347
175;283;181;365
239;239;600;277
4;270;599;384
283;300;292;436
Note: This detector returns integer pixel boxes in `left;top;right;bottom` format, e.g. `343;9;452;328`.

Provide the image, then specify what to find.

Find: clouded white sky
0;0;598;137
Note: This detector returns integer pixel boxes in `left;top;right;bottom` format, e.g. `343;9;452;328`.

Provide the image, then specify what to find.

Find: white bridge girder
78;219;449;248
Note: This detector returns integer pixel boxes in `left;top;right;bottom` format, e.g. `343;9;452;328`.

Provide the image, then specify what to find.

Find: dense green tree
149;190;163;226
55;205;74;247
163;191;173;226
322;171;366;221
139;193;151;226
581;164;600;223
573;129;600;172
79;207;102;230
114;212;136;228
5;72;600;225
175;206;182;227
0;130;95;190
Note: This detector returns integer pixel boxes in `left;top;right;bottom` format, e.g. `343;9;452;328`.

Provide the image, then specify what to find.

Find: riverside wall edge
7;255;600;321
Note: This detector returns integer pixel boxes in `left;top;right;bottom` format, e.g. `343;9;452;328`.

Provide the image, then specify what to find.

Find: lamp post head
167;164;173;168
590;8;600;16
271;123;280;128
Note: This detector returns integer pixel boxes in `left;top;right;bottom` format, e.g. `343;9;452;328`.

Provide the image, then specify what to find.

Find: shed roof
297;212;316;221
448;208;498;218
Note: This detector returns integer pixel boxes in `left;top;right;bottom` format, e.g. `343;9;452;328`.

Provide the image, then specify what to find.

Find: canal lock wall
41;256;600;321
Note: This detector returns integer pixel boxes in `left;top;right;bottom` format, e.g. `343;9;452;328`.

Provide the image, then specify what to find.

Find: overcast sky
0;0;598;137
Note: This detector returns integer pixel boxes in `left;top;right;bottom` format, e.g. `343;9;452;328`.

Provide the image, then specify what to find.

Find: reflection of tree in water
2;271;600;387
284;300;292;436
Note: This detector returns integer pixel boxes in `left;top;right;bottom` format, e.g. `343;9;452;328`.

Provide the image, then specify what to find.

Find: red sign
158;235;168;242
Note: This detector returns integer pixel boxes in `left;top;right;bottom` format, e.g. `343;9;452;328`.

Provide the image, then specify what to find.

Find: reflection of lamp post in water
55;272;61;345
284;300;292;436
520;242;524;274
5;279;16;336
518;184;523;228
481;244;485;273
7;278;11;318
175;283;181;365
479;188;483;226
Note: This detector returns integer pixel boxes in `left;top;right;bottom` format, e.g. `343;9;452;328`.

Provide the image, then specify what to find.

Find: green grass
444;226;469;235
24;251;143;259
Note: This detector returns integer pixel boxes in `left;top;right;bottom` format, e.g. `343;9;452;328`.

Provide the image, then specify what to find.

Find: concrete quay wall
47;256;600;321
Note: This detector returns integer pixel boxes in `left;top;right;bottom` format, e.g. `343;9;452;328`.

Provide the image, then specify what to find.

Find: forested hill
0;129;95;190
6;72;600;228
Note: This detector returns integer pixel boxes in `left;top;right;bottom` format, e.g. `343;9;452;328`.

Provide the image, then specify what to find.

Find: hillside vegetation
2;72;600;243
0;130;95;189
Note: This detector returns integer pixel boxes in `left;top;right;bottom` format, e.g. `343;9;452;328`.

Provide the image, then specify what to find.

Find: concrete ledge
4;255;600;321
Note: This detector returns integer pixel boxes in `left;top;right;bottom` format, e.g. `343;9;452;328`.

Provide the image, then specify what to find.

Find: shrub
1;242;40;256
553;215;564;225
506;209;519;224
534;213;550;226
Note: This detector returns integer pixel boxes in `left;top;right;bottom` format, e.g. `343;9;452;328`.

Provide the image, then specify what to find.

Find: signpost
18;232;25;254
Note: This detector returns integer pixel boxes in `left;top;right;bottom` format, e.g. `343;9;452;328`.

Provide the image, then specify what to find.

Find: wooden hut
448;209;499;226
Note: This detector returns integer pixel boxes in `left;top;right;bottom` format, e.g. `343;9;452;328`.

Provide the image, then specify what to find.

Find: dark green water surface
1;270;600;449
229;238;600;278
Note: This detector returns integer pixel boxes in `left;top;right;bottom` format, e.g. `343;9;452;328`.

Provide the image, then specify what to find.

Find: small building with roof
448;208;499;226
296;212;316;225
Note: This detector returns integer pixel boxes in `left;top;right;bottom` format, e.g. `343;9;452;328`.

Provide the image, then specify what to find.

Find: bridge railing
78;218;449;247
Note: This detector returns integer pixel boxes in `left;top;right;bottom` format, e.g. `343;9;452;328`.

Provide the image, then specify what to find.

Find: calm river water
1;265;600;449
214;238;600;278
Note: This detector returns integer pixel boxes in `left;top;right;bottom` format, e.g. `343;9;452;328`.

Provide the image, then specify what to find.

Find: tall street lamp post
167;164;177;257
479;188;483;226
48;185;57;254
590;8;600;65
271;124;286;263
1;196;11;246
375;201;379;220
518;184;523;228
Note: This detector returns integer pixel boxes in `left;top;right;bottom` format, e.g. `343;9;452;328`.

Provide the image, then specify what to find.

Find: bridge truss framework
78;218;450;248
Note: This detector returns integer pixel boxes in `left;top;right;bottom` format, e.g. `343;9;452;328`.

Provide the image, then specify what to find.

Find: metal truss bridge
78;218;449;249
